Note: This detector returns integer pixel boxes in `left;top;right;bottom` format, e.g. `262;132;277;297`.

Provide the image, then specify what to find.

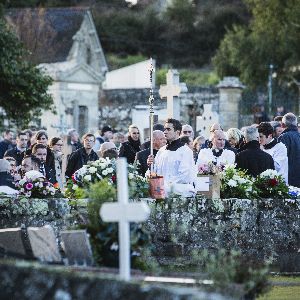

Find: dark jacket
70;141;83;153
39;163;57;185
65;147;98;178
135;148;158;176
278;125;300;187
0;140;13;159
0;172;15;188
236;140;275;177
119;137;141;164
4;147;26;166
26;145;55;170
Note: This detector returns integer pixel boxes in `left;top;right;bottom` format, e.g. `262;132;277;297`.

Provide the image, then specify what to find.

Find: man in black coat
31;144;57;184
236;126;274;177
65;133;98;179
4;131;28;166
135;130;166;176
278;113;300;187
0;130;14;159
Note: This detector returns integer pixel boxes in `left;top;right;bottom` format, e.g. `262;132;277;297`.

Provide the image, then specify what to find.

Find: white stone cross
159;69;187;119
51;114;69;135
100;158;150;281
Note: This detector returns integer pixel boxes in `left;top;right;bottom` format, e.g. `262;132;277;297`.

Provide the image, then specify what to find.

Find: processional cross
100;158;150;281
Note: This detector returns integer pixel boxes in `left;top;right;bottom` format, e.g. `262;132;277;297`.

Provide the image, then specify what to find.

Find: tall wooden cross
100;158;150;281
159;69;187;119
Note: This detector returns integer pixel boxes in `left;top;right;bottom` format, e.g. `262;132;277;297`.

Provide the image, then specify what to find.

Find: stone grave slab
60;229;93;266
0;228;27;257
27;225;61;263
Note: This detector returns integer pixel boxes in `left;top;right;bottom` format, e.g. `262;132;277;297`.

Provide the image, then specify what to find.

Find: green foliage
0;18;54;128
64;179;87;200
213;0;300;89
156;68;219;86
80;179;155;270
87;179;116;228
194;249;270;299
106;53;147;70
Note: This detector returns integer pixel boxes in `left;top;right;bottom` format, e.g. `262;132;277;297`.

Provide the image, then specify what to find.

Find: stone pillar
72;100;79;132
217;77;245;130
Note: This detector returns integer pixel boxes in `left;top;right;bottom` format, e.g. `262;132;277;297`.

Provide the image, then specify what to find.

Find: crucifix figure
100;158;150;281
159;69;187;119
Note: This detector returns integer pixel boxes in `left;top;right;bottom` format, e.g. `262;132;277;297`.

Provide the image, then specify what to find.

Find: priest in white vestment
196;130;235;168
258;122;288;183
149;119;196;197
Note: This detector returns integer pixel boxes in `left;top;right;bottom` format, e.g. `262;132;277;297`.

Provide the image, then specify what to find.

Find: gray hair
282;113;297;127
0;159;11;172
244;127;259;143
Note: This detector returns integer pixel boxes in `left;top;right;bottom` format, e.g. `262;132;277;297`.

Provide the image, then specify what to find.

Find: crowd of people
0;111;299;196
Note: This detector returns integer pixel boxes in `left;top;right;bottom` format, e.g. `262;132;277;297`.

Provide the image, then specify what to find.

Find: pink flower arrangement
15;171;57;198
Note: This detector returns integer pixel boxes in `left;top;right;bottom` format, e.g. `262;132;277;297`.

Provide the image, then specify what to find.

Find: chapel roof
5;7;88;65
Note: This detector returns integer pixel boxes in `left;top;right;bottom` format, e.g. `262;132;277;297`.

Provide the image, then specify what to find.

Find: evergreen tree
0;18;54;128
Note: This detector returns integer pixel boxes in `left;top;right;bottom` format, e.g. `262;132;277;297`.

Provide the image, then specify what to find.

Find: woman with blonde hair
226;128;245;150
119;124;141;164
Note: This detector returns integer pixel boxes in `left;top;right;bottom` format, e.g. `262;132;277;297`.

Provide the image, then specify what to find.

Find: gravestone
27;225;61;263
196;103;219;138
60;230;93;266
100;158;150;281
159;69;187;119
132;105;167;142
0;228;27;257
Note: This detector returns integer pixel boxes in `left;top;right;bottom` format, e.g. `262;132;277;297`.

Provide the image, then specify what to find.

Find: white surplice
154;144;196;197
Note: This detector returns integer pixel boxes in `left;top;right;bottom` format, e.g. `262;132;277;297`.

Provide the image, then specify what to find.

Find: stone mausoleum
5;7;108;136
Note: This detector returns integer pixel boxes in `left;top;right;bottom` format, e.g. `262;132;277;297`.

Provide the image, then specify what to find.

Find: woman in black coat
119;124;141;164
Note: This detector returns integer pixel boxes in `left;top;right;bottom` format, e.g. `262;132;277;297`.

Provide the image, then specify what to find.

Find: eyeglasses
183;131;192;134
84;139;95;143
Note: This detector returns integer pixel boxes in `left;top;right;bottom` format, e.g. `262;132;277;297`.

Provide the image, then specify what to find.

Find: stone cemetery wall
145;197;300;272
100;86;219;131
1;196;299;271
0;260;229;300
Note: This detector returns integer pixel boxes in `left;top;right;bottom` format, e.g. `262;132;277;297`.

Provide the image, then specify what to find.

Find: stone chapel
5;7;108;136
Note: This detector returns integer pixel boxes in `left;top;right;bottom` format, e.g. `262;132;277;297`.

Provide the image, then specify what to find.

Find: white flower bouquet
66;158;149;199
220;164;255;199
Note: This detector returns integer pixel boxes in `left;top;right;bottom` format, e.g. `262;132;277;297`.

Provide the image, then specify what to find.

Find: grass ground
258;276;300;300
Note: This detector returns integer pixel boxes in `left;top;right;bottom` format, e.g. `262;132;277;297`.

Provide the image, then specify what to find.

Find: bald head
210;123;222;132
211;130;226;150
153;130;166;150
99;142;116;157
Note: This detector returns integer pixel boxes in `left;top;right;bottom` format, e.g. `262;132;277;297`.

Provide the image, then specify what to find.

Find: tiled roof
5;7;88;64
